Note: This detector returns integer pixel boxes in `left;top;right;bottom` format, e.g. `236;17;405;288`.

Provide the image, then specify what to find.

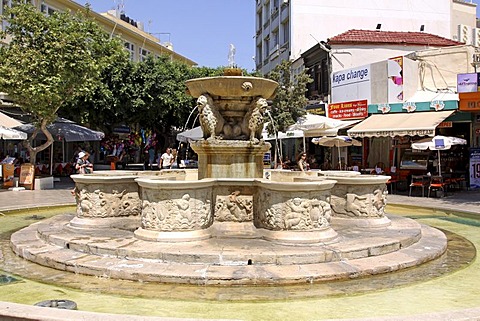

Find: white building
255;0;477;75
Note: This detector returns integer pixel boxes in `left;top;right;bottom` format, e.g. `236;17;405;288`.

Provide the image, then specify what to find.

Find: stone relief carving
141;191;213;231
254;190;332;231
330;184;387;218
76;184;141;218
197;94;225;140
214;191;253;222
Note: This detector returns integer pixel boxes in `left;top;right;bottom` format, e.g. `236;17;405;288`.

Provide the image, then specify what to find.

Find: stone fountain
10;69;447;286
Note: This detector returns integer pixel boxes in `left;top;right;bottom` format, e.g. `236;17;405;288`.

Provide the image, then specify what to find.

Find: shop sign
459;98;480;111
351;128;434;138
438;121;452;128
328;100;368;120
331;64;371;104
469;148;480;189
457;73;480;93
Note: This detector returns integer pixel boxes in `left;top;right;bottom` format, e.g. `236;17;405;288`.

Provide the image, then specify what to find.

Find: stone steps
10;214;447;285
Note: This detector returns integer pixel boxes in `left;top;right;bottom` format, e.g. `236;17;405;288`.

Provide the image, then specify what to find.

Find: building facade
255;0;476;76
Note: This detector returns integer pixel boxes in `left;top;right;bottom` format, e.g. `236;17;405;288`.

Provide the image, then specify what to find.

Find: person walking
158;148;174;170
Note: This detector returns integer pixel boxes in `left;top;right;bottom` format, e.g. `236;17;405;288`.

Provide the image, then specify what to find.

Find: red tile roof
328;29;462;47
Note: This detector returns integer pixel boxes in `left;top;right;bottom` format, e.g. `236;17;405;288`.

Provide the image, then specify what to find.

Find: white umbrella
176;126;203;143
312;135;362;169
287;113;361;137
0;125;27;140
411;135;467;176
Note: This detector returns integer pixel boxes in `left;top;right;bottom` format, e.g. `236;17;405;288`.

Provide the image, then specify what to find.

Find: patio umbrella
176;126;203;143
411;135;467;176
0;125;27;140
15;117;104;142
312;135;362;169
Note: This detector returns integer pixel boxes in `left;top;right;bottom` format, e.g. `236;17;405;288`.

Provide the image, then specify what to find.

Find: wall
406;45;476;91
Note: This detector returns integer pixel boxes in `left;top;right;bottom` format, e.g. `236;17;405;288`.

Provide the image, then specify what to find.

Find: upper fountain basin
185;76;278;99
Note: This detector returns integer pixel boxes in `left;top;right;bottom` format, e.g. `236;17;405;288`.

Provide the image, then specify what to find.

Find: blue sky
74;0;256;70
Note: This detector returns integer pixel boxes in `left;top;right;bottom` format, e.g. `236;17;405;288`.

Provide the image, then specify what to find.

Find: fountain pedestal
191;140;270;179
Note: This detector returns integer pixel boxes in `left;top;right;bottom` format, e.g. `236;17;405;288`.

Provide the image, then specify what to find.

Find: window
40;3;58;16
281;19;289;44
139;47;151;61
272;28;279;48
263;38;270;59
124;41;135;61
263;0;270;26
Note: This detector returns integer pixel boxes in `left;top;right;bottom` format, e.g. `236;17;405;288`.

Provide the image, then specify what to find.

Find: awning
347;111;454;138
0;111;22;128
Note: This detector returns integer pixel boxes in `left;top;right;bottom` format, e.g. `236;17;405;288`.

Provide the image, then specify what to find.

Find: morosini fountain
10;69;447;286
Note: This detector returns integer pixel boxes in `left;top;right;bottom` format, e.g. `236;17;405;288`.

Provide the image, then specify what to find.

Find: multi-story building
255;0;477;76
0;0;196;65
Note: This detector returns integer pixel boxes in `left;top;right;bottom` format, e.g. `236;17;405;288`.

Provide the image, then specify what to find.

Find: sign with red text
327;100;368;120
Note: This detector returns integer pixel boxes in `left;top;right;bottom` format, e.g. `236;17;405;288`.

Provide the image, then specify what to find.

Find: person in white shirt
159;148;174;169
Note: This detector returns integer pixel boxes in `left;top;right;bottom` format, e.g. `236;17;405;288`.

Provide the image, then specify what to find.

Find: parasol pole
437;149;442;176
337;144;342;170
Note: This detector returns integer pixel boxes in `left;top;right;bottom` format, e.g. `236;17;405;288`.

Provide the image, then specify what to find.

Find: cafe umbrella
411;135;467;176
312;135;362;170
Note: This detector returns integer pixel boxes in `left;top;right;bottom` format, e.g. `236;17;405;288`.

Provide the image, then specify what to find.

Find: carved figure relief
76;186;141;218
140;191;212;231
330;185;387;218
215;191;253;222
255;190;331;230
371;187;387;217
197;94;225;140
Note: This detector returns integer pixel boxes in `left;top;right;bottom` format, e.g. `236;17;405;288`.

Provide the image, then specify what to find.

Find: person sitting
75;151;93;174
297;153;309;171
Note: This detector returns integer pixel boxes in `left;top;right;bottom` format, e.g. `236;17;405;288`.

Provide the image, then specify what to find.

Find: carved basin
185;76;278;99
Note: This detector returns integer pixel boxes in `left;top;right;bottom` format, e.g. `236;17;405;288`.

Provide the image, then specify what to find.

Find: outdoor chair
409;175;429;197
428;176;447;198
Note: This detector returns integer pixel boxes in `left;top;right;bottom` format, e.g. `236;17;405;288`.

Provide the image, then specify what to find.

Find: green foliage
0;2;127;162
266;60;313;133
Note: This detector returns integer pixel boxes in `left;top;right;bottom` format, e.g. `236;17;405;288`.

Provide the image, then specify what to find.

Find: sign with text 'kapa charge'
331;64;371;103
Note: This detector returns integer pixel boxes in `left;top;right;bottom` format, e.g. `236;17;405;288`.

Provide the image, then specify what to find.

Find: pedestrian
158;148;174;169
75;151;93;174
297;153;309;171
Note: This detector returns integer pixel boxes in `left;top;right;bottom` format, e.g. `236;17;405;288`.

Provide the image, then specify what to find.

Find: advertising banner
470;148;480;189
19;164;35;189
331;64;371;103
2;164;14;188
388;57;404;103
328;100;368;120
457;73;479;93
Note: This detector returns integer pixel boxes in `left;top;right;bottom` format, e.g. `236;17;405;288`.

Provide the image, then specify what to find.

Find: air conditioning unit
458;24;472;44
473;28;480;47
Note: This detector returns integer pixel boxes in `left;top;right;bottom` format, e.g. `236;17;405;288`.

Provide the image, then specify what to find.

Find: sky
74;0;256;70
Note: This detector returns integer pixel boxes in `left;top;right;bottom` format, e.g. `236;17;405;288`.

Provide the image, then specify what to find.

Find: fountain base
11;213;447;285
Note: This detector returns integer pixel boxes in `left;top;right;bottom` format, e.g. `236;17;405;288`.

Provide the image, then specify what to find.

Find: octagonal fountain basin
295;173;392;228
185;76;278;99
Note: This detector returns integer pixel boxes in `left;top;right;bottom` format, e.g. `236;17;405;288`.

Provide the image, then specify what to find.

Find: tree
266;60;313;133
0;2;128;164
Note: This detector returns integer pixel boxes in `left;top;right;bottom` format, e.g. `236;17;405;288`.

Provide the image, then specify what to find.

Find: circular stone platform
10;213;447;286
